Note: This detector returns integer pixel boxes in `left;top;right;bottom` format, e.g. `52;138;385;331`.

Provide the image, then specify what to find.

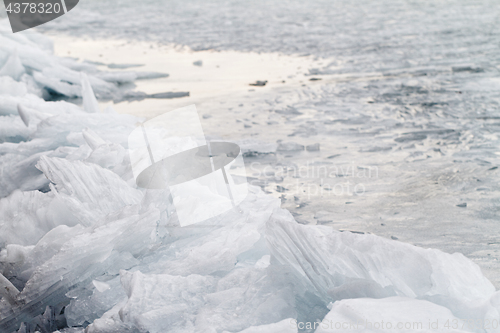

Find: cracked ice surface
32;0;500;287
0;2;500;333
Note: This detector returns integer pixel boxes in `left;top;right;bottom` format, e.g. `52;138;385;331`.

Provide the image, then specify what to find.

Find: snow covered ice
1;1;500;332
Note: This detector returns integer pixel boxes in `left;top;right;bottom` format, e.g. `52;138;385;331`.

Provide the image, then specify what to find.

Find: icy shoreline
0;17;500;333
34;2;500;292
33;0;500;289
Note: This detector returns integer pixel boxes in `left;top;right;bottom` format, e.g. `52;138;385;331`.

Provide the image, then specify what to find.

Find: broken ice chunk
266;208;496;317
249;80;268;87
277;142;304;152
0;207;160;332
0;190;78;247
35;156;143;226
452;65;484;73
306;143;320;151
134;71;170;80
17;104;51;127
92;280;111;293
107;63;144;69
0;49;25;81
0;77;27;96
0;272;20;306
80;73;101;113
94;71;138;84
236;139;278;157
117;270;215;332
149;91;189;99
82;128;106;150
316;297;469;333
394;133;427;143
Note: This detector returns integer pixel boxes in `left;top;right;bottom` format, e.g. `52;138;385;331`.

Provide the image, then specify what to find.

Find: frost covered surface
0;52;498;333
1;2;500;333
32;0;500;287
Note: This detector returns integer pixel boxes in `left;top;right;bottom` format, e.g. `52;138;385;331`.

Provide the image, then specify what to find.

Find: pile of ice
1;24;500;333
0;20;167;105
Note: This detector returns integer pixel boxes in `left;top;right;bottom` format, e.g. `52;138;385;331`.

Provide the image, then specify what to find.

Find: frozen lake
37;0;500;286
1;1;500;331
